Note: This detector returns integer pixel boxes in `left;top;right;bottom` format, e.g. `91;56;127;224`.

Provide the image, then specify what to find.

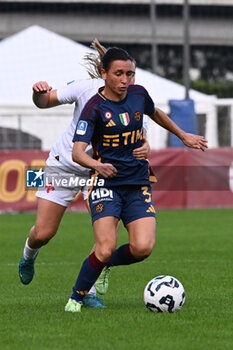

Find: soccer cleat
94;267;110;295
19;257;35;285
83;294;106;308
65;299;82;313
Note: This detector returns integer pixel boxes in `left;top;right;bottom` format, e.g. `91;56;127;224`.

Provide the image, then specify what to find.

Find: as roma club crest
96;203;104;213
119;112;130;126
134;111;141;121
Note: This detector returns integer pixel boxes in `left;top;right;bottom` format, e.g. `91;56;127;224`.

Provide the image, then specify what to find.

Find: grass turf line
0;209;232;350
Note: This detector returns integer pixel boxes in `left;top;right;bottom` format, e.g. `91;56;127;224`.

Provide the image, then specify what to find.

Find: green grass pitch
0;208;232;350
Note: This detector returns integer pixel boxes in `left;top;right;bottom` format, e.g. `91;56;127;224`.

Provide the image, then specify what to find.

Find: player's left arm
150;107;208;151
133;128;150;160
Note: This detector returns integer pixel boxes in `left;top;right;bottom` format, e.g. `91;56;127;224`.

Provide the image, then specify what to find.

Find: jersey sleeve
57;79;93;104
72;100;99;144
143;87;155;116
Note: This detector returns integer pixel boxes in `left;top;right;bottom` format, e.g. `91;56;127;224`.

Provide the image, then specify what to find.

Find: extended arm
32;81;61;108
150;107;208;151
72;141;117;178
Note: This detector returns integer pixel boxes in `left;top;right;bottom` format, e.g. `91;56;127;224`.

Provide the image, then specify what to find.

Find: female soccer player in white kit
18;41;149;307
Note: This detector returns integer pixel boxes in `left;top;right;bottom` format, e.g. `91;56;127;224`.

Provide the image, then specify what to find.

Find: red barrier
0;149;233;212
149;148;233;209
0;150;86;212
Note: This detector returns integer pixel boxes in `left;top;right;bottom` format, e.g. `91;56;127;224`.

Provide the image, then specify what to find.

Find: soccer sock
23;238;40;261
106;243;143;267
71;252;106;302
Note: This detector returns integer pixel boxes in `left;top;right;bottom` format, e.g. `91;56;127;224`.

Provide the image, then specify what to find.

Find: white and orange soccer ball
144;275;186;313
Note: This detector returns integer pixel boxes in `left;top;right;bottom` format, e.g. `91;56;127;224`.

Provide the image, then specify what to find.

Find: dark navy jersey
73;84;155;186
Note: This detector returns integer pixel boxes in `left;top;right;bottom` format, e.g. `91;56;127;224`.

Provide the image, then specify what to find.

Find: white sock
88;285;96;296
23;238;40;261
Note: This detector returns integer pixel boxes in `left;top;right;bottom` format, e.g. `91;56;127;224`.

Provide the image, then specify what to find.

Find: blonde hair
83;39;107;79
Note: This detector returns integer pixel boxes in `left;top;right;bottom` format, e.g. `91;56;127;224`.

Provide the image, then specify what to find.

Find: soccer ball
144;275;186;313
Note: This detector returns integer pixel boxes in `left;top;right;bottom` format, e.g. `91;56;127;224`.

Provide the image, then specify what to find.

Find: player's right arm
32;81;61;108
72;141;117;178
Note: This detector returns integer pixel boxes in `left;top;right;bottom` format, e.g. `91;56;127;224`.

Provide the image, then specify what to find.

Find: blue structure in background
169;99;197;147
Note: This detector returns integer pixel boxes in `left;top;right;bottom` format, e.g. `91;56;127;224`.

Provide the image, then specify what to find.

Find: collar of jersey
97;87;128;105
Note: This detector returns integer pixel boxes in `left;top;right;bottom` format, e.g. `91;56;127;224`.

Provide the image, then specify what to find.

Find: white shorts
36;157;89;207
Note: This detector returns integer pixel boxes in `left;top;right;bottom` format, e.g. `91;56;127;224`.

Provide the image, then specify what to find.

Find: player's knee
33;225;56;246
96;244;115;263
131;239;155;259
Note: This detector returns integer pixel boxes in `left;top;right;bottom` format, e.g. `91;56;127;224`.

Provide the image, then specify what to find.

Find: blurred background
0;0;233;211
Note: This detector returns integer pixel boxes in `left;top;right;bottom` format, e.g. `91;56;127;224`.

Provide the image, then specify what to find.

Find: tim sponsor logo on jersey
26;168;45;188
76;120;88;135
103;127;142;147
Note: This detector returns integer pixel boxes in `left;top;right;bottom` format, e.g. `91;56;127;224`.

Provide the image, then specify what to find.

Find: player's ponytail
83;39;107;79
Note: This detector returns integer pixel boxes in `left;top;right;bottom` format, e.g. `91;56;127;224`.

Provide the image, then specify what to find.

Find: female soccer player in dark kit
65;47;208;312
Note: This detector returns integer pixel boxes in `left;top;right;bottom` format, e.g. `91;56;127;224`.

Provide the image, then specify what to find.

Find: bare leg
19;198;67;285
105;217;156;267
28;198;66;249
127;217;156;259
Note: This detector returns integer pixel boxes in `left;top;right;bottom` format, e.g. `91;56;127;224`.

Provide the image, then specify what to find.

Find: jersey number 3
141;186;152;203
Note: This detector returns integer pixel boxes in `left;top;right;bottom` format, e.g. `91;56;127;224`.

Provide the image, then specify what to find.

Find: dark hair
101;47;134;71
83;39;107;79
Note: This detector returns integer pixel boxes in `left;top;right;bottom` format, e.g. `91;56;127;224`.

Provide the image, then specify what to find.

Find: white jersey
49;78;148;175
50;79;104;174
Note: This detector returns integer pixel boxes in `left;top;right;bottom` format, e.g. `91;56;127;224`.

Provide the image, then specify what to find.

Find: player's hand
95;163;117;178
133;137;150;159
32;81;52;93
181;133;208;152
